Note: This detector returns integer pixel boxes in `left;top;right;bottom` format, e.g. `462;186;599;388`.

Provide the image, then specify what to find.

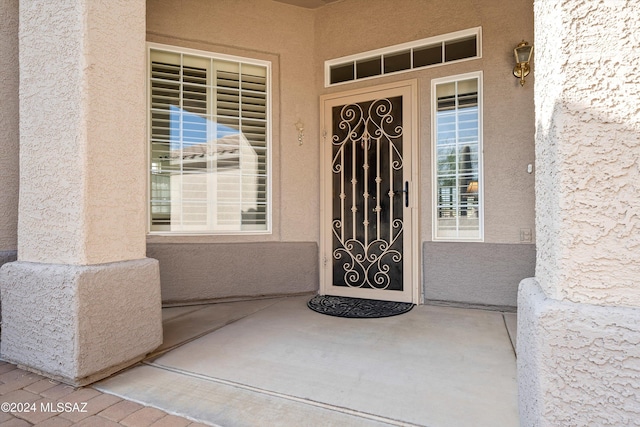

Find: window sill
146;231;278;244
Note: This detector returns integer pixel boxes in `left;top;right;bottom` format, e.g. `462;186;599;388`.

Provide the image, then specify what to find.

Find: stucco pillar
0;0;162;386
518;1;640;425
0;0;19;263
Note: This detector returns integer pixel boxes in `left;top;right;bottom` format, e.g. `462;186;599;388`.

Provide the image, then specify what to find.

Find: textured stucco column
0;0;162;386
518;1;640;425
0;0;19;323
0;0;19;255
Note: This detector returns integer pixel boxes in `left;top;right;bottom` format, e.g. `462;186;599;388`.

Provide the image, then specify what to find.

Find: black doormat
307;295;414;318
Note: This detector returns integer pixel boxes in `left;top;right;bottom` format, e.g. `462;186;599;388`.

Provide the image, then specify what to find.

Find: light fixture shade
514;41;533;64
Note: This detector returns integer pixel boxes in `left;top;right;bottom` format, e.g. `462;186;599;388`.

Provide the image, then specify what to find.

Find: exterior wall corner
517;278;640;426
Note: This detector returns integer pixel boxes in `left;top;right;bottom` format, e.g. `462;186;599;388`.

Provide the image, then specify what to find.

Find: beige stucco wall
146;0;319;244
534;0;640;306
146;0;536;247
145;0;536;247
0;0;19;252
146;0;535;305
315;0;535;245
19;0;148;264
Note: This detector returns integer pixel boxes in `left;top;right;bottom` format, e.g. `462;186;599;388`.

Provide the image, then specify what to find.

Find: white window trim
324;27;482;87
431;71;484;242
146;42;273;235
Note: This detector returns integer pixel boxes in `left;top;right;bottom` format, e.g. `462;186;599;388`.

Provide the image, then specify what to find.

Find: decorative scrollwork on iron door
331;97;404;291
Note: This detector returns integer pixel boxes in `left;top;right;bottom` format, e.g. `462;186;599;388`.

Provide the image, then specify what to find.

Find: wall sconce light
295;119;304;145
513;40;534;86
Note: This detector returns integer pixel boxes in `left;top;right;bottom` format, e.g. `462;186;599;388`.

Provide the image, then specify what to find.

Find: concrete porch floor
94;295;518;427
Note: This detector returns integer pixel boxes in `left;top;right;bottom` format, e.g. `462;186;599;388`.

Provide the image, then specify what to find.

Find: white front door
320;81;418;303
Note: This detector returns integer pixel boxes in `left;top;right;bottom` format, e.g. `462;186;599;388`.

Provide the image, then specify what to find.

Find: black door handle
403;181;409;207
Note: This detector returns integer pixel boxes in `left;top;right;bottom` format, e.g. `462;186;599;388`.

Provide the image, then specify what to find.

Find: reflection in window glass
356;57;382;79
413;44;442;68
433;75;482;240
149;47;270;233
445;37;477;62
384;50;411;73
330;63;355;84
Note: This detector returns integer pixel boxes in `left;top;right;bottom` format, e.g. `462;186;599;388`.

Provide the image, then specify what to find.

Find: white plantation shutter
149;47;269;233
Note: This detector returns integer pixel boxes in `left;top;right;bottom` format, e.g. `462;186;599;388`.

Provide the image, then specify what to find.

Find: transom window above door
148;44;271;234
325;27;481;87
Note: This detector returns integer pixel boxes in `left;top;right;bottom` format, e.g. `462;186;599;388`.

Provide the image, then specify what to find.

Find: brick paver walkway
0;360;207;427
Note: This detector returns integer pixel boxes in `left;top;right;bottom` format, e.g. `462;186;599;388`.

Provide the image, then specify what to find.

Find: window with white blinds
148;45;270;233
432;72;483;240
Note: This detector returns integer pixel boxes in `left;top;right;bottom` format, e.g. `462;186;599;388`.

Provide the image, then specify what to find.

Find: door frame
319;80;420;304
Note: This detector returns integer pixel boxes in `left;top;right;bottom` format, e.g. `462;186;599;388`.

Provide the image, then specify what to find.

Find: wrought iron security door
323;89;414;303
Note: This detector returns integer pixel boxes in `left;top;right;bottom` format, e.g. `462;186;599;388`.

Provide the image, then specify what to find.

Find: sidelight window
432;72;483;240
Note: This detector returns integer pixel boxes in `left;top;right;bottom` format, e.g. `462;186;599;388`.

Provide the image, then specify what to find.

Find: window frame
146;42;273;235
324;27;482;87
431;71;484;242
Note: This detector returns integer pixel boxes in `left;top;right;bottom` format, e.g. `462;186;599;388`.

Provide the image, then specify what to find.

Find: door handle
403;181;409;207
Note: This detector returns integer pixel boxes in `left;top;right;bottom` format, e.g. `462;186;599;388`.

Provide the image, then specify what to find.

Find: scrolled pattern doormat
307;295;414;318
